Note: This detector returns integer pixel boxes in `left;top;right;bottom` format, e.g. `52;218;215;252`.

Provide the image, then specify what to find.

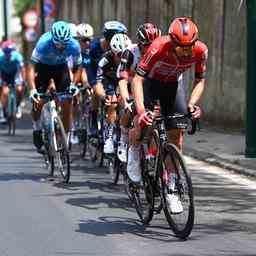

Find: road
0;114;256;256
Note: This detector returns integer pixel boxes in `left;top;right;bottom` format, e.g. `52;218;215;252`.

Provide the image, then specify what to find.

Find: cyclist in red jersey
127;17;208;214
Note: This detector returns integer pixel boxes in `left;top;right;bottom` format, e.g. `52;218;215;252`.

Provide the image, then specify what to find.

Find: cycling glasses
76;37;91;43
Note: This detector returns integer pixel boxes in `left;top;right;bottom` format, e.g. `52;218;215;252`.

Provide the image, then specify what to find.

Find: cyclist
87;21;127;137
75;23;94;88
0;40;26;122
70;23;94;145
28;20;82;153
117;23;161;162
94;33;132;154
128;17;208;213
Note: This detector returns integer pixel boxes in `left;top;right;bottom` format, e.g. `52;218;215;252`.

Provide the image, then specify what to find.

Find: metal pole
245;0;256;157
3;0;8;40
40;0;45;34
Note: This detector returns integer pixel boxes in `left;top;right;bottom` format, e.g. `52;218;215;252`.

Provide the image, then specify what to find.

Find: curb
183;146;256;178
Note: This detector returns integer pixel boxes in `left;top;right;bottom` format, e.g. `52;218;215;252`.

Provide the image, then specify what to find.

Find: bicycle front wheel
160;143;194;239
54;116;70;183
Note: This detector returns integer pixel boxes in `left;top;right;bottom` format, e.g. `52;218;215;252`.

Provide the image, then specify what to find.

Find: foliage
15;0;36;18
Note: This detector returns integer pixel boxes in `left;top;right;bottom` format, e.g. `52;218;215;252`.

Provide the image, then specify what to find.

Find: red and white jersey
136;36;208;82
117;43;142;82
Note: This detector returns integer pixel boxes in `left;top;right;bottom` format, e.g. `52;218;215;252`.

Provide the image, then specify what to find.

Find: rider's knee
167;129;184;151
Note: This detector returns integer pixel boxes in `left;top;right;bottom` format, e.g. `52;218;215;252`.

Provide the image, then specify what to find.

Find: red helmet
136;23;161;45
168;17;198;46
1;40;15;54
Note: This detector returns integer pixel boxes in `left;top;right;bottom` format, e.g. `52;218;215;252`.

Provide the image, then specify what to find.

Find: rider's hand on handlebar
138;111;154;128
188;104;202;119
30;88;40;104
69;83;80;96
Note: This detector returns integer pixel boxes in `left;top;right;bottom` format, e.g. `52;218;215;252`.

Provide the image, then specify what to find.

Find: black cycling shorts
143;78;187;129
35;63;71;93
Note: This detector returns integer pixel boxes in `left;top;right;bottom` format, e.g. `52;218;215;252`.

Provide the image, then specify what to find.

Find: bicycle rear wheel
8;99;16;136
54;116;70;183
160;143;194;239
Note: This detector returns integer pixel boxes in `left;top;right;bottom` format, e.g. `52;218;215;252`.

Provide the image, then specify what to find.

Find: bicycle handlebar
137;113;199;142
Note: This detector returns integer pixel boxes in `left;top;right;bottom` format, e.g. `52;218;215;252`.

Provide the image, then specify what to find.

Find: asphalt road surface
0;114;255;256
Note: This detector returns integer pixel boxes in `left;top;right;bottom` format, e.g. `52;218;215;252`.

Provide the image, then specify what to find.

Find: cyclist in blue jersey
28;21;82;153
74;23;94;88
87;21;128;136
0;40;26;122
69;23;94;144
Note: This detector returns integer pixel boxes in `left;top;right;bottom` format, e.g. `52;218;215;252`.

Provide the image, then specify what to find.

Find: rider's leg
1;84;9;118
15;84;24;119
31;101;44;151
104;93;118;154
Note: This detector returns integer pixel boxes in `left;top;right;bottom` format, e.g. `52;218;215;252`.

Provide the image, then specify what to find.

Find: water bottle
145;147;157;173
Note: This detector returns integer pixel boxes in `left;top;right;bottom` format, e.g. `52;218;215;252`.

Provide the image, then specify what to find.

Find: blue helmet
102;20;127;41
51;21;72;45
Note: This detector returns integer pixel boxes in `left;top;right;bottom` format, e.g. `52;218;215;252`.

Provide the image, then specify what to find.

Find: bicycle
7;83;17;135
129;110;197;239
39;91;72;183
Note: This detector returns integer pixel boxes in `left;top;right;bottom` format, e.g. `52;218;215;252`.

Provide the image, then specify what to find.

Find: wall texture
58;0;246;128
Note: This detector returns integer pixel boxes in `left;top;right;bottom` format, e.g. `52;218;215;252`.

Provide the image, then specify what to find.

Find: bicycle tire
8;101;16;136
131;173;154;224
160;143;194;239
112;156;121;184
54;116;70;183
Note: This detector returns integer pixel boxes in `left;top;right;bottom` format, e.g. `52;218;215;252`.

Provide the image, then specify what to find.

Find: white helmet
110;33;132;55
69;23;77;38
76;23;94;39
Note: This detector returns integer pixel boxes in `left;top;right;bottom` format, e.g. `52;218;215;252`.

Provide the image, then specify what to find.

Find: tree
15;0;36;18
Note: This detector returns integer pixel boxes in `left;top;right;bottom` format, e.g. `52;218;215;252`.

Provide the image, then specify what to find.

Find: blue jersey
0;50;24;76
81;49;91;69
87;37;106;86
31;32;82;66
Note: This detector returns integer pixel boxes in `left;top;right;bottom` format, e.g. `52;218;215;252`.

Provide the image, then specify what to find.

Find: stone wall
58;0;246;128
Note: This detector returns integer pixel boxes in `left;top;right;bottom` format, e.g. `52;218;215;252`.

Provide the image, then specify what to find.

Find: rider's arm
118;49;134;104
188;42;208;108
94;55;110;99
188;78;205;108
132;74;145;115
119;79;129;104
72;64;82;85
81;68;90;88
27;63;36;90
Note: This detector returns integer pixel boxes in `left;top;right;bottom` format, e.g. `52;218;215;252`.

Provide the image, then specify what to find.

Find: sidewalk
183;128;256;178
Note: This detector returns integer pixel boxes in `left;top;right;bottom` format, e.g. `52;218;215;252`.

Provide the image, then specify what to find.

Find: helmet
102;20;127;41
76;23;94;39
168;17;198;46
51;21;72;45
2;40;15;55
136;23;161;45
110;33;132;55
69;23;77;38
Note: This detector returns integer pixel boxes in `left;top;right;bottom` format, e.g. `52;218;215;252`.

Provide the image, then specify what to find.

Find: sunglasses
174;45;194;57
77;37;91;43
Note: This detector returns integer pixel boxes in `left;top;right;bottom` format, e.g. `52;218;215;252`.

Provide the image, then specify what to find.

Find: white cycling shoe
127;146;141;183
104;137;115;154
117;141;127;162
166;193;183;214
